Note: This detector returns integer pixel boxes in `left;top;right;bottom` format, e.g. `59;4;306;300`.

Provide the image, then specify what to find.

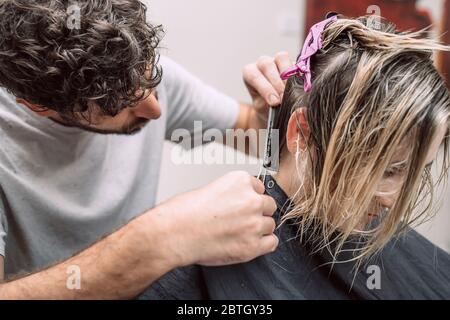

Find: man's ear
16;98;57;118
286;107;310;154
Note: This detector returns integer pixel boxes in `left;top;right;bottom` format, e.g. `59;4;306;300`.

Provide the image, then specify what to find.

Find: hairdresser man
0;1;292;298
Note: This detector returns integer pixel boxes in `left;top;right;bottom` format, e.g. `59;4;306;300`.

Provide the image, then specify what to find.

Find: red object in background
305;0;449;88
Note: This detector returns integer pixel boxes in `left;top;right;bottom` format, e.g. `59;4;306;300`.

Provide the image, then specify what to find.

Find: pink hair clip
280;15;338;92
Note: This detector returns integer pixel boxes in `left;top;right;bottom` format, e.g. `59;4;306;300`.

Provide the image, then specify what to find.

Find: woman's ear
286;107;310;154
16;98;57;118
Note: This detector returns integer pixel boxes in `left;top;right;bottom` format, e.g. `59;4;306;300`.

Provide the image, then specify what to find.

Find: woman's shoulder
383;228;450;264
138;265;207;300
375;228;450;298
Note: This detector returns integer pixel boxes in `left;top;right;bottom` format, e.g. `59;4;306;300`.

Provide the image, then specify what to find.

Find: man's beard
52;115;151;136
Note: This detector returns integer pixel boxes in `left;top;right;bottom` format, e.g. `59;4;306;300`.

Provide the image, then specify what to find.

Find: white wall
146;0;303;100
145;0;449;252
415;151;450;252
146;0;304;202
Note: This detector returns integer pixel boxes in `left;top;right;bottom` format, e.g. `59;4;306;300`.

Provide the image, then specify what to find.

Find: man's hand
155;171;279;267
0;171;277;299
242;52;292;123
232;52;292;156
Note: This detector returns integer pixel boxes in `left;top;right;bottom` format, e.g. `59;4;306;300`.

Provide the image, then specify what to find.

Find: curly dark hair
0;0;163;117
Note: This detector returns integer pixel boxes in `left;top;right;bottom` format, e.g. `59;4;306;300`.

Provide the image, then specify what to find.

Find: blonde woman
143;15;450;299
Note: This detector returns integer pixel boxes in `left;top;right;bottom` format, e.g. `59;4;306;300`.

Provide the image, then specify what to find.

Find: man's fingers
258;234;279;255
244;63;281;106
274;51;292;79
260;216;277;235
250;176;266;195
243;52;293;109
256;56;286;99
261;194;277;216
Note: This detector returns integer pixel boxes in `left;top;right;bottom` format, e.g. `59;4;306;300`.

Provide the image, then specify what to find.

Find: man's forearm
0;256;4;282
0;208;176;299
0;170;279;299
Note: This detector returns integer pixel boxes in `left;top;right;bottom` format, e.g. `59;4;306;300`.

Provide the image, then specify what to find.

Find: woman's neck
272;156;303;199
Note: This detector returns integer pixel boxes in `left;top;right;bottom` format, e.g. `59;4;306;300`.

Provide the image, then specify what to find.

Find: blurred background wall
144;0;449;252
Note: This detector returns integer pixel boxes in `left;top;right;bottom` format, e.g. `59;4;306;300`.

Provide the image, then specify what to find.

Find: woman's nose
132;93;161;120
376;194;397;210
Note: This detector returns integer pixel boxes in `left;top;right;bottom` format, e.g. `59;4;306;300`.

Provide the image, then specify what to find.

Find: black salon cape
140;175;450;300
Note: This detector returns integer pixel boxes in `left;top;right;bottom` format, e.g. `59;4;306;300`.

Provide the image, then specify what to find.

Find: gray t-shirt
0;56;239;277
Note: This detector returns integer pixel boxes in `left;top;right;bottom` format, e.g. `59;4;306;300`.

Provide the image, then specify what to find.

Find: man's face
53;90;161;135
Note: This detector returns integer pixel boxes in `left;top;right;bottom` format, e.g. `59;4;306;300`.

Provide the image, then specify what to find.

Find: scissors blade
263;107;280;172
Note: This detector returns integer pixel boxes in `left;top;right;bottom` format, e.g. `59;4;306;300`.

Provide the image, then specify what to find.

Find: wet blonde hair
275;16;450;265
